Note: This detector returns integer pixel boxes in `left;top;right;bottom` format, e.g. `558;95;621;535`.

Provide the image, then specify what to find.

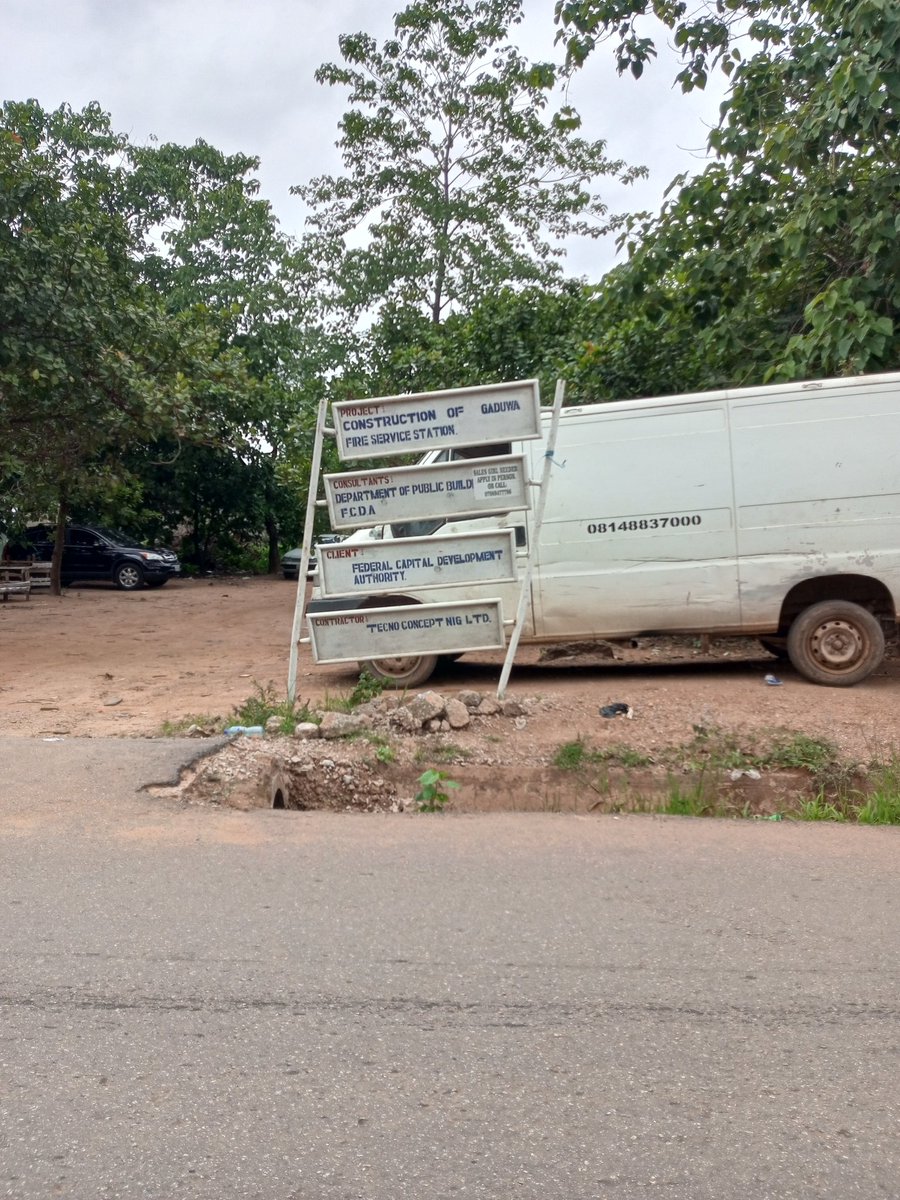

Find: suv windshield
87;526;142;546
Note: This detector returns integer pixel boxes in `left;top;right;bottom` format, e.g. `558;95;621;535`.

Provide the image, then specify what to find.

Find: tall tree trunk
265;511;280;575
51;492;68;597
431;121;453;325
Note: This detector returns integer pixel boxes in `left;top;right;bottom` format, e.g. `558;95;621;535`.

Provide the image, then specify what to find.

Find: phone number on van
587;514;703;535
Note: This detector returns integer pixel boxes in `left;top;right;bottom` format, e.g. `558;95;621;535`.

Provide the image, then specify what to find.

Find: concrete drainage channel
157;739;403;813
150;688;845;817
155;735;817;818
156;689;533;813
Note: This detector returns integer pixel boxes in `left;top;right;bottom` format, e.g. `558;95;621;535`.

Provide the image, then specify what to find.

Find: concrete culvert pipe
269;770;290;809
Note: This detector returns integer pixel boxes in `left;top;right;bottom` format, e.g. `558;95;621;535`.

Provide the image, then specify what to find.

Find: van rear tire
786;601;884;687
360;655;439;689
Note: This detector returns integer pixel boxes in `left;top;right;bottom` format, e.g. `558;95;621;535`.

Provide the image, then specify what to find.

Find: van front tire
787;601;884;687
360;654;439;689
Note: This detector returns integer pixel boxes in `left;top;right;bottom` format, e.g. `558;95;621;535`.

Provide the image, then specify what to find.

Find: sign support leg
287;394;329;702
497;379;565;699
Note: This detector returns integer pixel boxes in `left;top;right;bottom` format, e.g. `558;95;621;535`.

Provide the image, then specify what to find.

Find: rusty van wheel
356;595;439;689
786;601;884;687
361;653;439;689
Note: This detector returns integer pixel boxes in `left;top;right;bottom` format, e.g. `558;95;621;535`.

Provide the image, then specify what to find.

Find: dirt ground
2;576;899;774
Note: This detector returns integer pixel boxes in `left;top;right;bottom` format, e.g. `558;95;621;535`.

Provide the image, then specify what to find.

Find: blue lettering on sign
480;400;521;414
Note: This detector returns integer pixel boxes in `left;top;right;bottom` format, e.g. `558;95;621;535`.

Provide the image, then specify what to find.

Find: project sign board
325;455;530;530
308;599;505;664
317;530;517;598
332;380;542;461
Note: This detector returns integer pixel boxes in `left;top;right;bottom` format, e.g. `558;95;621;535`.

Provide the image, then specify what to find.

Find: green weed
415;768;459;813
349;669;387;707
765;734;839;773
856;763;900;824
552;739;591;770
663;775;715;817
553;738;652;771
231;682;317;735
359;732;396;764
322;670;389;715
604;745;654;768
799;793;848;822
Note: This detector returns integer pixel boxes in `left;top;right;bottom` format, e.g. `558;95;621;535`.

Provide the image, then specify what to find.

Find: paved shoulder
0;736;226;813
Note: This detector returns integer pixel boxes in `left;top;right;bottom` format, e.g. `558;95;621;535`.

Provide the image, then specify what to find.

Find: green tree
297;0;642;326
1;103;325;581
342;283;603;402
555;0;900;384
123;139;324;572
0;101;246;589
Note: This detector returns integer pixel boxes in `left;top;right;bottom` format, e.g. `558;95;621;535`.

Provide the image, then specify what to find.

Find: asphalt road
1;737;898;1200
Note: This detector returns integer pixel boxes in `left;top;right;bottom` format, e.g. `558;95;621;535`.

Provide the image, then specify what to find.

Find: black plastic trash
599;702;632;719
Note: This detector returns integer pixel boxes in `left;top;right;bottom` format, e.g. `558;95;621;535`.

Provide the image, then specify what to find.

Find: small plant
799;793;847;822
349;669;386;708
415;768;459;813
552;739;651;772
553;739;591;770
322;670;388;715
375;743;396;765
766;734;839;773
603;745;654;768
663;774;714;817
856;765;900;824
231;681;317;735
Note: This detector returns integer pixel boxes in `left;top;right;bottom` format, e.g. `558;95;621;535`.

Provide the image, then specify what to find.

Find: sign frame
317;529;518;598
332;379;541;461
307;599;506;664
324;454;530;530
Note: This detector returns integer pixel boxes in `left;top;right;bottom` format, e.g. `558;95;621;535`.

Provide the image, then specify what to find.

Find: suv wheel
114;561;144;591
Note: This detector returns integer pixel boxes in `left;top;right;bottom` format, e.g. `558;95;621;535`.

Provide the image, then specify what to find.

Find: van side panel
731;382;900;625
387;511;536;635
533;403;740;638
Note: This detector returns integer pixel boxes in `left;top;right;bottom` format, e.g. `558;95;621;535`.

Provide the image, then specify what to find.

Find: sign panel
325;454;530;530
332;380;541;461
308;599;505;664
318;530;517;598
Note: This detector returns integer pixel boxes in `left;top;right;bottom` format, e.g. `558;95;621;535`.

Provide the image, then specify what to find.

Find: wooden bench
0;563;32;600
27;561;52;589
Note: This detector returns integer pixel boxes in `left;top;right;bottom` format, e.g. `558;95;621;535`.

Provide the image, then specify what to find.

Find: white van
310;372;900;688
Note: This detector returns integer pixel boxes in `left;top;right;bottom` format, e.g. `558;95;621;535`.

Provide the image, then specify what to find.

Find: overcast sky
3;0;726;280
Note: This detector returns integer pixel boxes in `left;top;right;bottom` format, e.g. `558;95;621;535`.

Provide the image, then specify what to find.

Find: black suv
7;524;181;591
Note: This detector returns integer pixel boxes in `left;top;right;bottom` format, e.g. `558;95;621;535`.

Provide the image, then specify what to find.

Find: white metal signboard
308;599;505;664
332;380;542;461
318;530;517;598
325;454;530;529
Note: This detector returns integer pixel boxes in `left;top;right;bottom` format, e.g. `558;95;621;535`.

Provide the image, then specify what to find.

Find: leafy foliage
0;102;263;579
415;768;460;812
0;102;326;577
556;0;900;385
297;0;642;326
